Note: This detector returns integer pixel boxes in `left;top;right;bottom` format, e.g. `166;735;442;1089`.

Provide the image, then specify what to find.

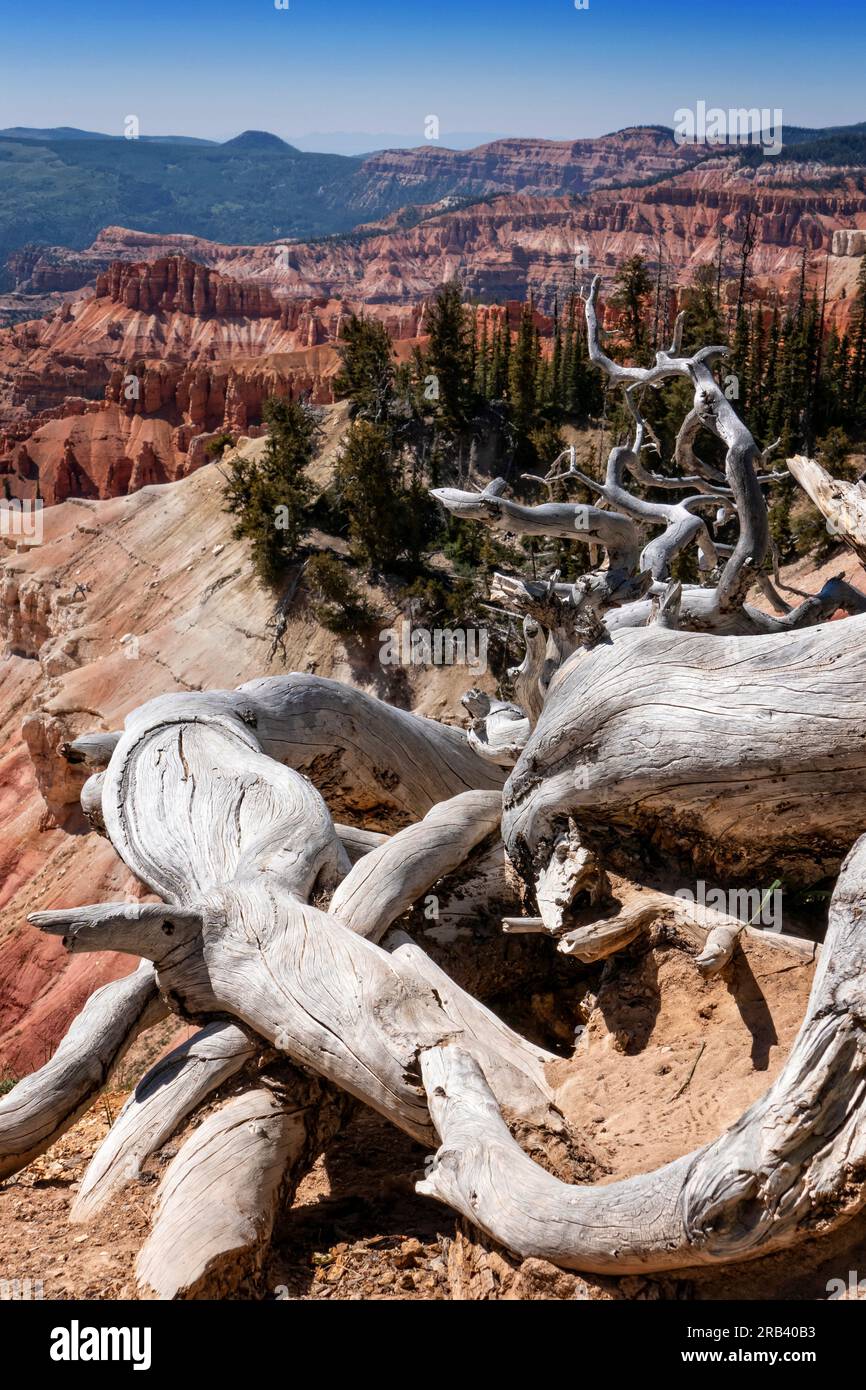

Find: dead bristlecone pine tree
5;274;866;1298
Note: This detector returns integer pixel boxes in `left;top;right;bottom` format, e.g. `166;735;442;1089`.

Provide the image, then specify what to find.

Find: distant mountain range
4;120;865;149
0;126;219;145
288;131;507;156
0;126;510;156
2;121;866;291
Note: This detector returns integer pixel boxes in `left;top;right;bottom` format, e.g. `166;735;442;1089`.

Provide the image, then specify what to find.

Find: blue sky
1;0;863;148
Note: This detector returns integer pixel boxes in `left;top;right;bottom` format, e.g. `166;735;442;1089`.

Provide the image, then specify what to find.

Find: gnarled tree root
14;648;866;1290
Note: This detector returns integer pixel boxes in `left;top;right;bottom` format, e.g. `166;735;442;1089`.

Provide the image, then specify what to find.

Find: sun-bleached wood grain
136;1079;346;1299
329;789;502;940
71;1021;256;1222
503;615;866;892
33;709;556;1147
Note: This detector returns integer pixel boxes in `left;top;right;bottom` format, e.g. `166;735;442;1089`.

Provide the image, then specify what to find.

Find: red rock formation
0;253;377;502
94;256;284;319
233;162;866;318
14;159;865;316
0;345;348;505
351;127;708;213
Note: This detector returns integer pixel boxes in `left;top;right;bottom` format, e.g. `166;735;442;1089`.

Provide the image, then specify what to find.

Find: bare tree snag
80;771;107;834
333;823;389;863
431;283;866;651
787;454;866;567
431;479;640;556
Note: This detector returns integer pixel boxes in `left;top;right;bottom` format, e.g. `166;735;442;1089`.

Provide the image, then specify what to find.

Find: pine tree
561;296;575;410
566;304;600;417
305;552;379;637
801;294;822;449
500;306;512;397
469;306;478;391
424;281;474;431
748;302;766;440
611;255;652;361
765;306;784;440
768;483;795;562
489;317;503;400
681;264;725;348
551;295;563;415
534;326;552;412
335;420;408;572
222;397;321;585
475;315;490;398
334;315;395;423
509;301;539;463
729;305;751;419
849;255;866;412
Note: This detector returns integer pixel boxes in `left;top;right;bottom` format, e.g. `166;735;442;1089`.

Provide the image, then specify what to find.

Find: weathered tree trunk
503;615;866;893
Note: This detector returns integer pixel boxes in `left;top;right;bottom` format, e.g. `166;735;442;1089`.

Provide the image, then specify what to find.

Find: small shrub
399;572;482;627
305;552;380;638
206;431;235;460
816;427;858;480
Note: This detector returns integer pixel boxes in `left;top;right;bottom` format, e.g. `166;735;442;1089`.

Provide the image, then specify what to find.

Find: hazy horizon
2;116;862;160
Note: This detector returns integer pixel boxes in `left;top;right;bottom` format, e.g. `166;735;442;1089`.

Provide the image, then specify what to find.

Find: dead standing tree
4;277;866;1294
